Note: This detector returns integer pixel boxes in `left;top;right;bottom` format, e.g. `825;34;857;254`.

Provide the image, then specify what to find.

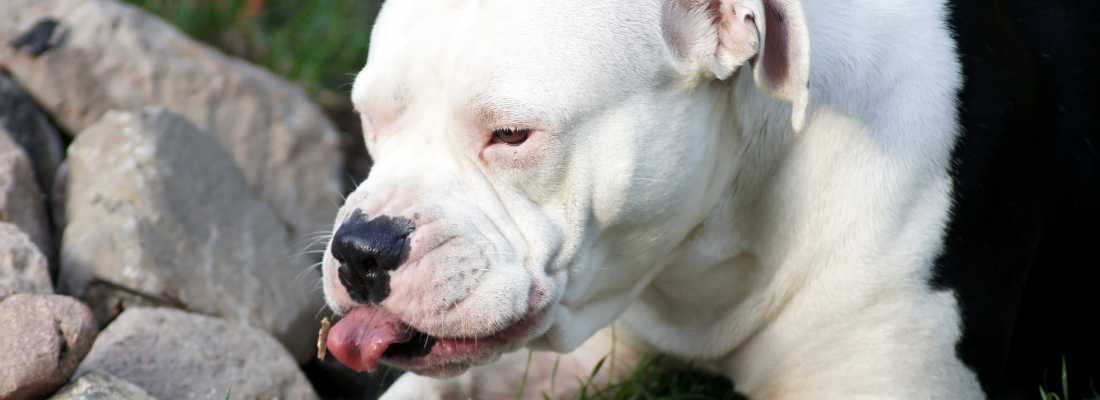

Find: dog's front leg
380;323;652;399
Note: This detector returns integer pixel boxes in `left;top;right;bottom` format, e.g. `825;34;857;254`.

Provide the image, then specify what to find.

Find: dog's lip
326;306;543;374
383;311;544;375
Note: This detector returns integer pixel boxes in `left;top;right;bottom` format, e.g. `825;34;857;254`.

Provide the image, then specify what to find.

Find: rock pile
61;108;320;361
0;0;367;398
0;0;344;242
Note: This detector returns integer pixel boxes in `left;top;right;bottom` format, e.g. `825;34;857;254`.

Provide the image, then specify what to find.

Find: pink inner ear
762;1;790;86
714;0;762;69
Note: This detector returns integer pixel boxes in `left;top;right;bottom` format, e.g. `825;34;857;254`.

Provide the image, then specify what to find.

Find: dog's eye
491;128;531;146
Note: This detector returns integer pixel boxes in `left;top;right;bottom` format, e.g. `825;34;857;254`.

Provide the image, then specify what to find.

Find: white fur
322;0;983;398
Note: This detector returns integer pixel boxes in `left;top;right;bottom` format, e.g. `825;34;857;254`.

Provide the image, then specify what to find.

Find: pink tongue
327;307;409;372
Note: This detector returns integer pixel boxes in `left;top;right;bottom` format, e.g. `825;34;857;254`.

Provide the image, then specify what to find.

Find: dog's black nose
331;211;413;304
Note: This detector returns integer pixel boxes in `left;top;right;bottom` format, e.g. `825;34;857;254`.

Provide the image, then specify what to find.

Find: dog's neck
607;70;794;357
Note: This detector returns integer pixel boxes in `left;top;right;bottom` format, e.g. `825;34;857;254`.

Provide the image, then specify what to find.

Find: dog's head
321;0;809;376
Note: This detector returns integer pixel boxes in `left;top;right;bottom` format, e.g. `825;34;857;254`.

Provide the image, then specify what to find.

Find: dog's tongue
327;307;409;372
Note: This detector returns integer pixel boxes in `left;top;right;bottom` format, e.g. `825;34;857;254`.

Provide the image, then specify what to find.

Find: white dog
320;0;1100;398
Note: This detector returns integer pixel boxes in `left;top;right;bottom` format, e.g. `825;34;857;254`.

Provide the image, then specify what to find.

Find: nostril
331;210;414;304
338;264;387;305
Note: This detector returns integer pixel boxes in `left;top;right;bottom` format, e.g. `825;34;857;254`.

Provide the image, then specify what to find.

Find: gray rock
0;72;65;194
49;371;157;400
77;307;318;400
0;0;344;241
61;109;322;361
0;130;53;260
0;222;52;300
0;294;98;400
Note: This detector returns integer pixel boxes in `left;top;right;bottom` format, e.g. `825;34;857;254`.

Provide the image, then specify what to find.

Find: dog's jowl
319;0;1100;398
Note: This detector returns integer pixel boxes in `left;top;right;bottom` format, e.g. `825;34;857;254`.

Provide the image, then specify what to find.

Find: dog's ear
668;0;810;130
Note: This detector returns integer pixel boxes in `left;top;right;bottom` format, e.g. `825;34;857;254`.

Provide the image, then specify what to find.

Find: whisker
309;281;326;295
307;234;332;241
302;232;333;242
346;174;364;191
294;261;325;283
296;235;333;251
315;304;332;320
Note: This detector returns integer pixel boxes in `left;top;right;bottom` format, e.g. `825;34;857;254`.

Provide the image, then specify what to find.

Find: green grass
505;352;739;400
1038;358;1100;400
1039;359;1073;400
570;356;741;400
